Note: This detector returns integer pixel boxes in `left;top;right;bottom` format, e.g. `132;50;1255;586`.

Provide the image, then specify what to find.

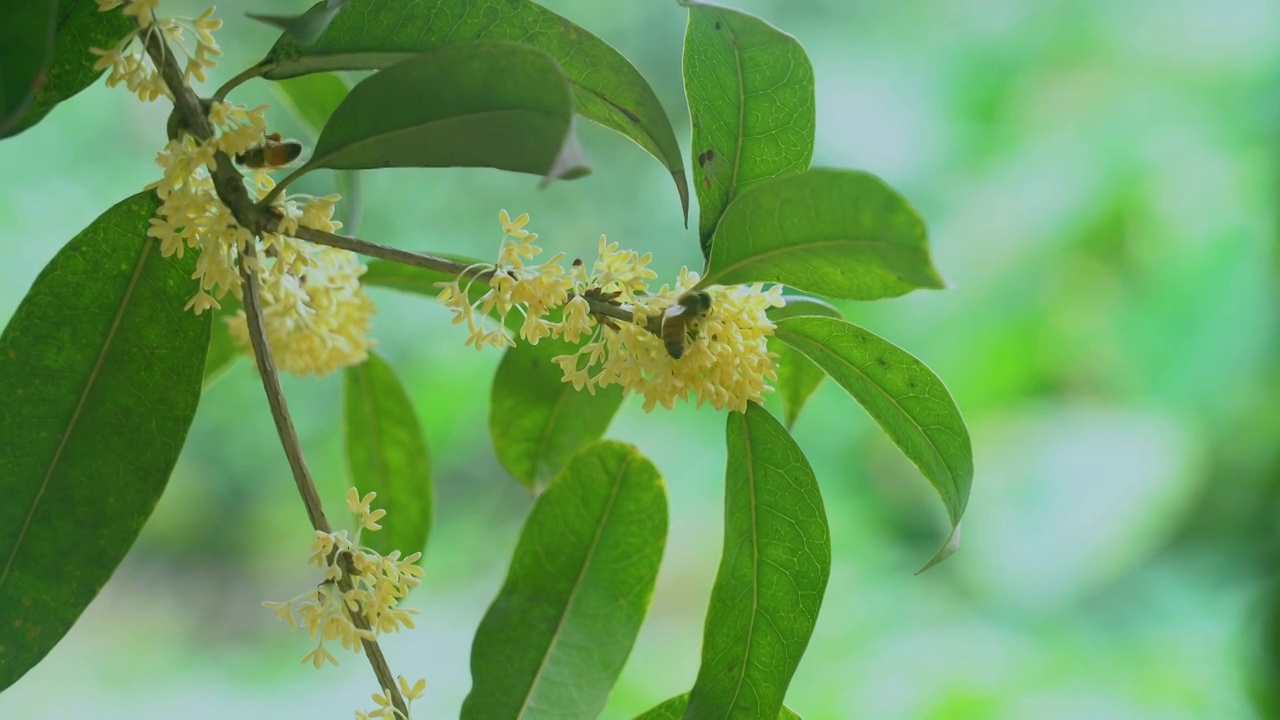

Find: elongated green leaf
463;441;666;720
0;192;210;690
5;0;133;137
361;256;481;298
687;403;830;719
203;310;240;390
0;0;57;135
491;337;625;493
248;0;350;46
286;43;586;186
273;71;350;133
343;352;432;557
271;72;363;234
683;2;814;252
634;693;802;719
699;169;945;300
256;0;688;218
774;316;971;570
769;295;841;428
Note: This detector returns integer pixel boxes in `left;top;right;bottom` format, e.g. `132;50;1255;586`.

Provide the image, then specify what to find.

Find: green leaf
773;316;972;570
633;693;803;719
769;294;842;428
343;351;432;557
699;169;946;300
686;403;830;719
491;337;625;493
256;0;687;218
272;71;350;133
270;72;363;234
683;2;815;253
203;306;240;390
0;0;57;136
248;0;351;46
283;43;587;187
0;192;210;690
462;441;666;720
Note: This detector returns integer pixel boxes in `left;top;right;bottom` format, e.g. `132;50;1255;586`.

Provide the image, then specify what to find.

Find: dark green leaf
462;441;666;720
634;693;802;719
247;0;351;46
774;316;972;571
285;44;587;186
491;337;625;493
0;0;57;136
272;71;350;133
203;304;241;390
769;295;842;428
0;192;210;689
683;2;815;252
699;169;946;300
343;351;432;557
686;403;830;719
256;0;687;218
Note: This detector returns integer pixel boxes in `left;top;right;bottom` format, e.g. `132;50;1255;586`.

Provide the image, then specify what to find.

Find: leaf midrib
516;452;633;716
0;239;153;589
722;409;761;716
776;323;958;512
530;383;573;490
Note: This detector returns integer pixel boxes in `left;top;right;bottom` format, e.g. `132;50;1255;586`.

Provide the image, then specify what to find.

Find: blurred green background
2;0;1278;717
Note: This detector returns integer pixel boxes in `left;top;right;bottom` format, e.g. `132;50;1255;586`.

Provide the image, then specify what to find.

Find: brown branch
137;19;409;718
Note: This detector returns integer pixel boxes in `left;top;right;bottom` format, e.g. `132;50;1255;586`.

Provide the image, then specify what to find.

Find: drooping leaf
774;315;972;570
683;2;815;253
769;295;842;428
686;403;830;719
282;43;587;187
0;192;210;690
698;169;946;300
491;337;625;493
361;256;477;297
247;0;351;46
0;0;57;136
343;351;432;557
462;441;667;720
255;0;688;218
634;693;803;719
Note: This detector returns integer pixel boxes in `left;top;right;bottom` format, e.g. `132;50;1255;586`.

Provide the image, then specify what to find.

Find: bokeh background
2;0;1279;717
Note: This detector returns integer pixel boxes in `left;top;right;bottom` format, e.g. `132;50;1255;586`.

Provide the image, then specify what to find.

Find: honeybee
234;132;304;169
660;290;712;360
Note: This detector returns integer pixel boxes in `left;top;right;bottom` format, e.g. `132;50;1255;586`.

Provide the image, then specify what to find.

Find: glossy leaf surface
686;403;830;719
0;193;209;689
634;693;802;719
257;0;687;217
491;337;625;493
774;315;972;570
683;2;815;251
248;0;351;46
344;351;432;557
699;169;945;300
462;441;666;719
291;43;587;183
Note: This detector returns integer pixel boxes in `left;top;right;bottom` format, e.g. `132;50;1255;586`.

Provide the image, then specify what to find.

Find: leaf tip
914;521;962;575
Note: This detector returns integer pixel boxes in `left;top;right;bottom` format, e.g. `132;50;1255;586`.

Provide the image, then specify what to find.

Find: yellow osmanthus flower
439;211;784;412
263;489;424;674
95;1;376;376
91;0;222;102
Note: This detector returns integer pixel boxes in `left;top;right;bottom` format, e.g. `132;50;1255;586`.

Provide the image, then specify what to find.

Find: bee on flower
439;211;785;413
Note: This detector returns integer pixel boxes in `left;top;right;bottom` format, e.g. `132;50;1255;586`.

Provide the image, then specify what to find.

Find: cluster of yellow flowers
263;490;425;669
94;0;376;376
91;0;222;101
438;212;785;412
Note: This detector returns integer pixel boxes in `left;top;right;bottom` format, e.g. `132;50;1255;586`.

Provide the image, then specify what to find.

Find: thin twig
138;19;409;718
